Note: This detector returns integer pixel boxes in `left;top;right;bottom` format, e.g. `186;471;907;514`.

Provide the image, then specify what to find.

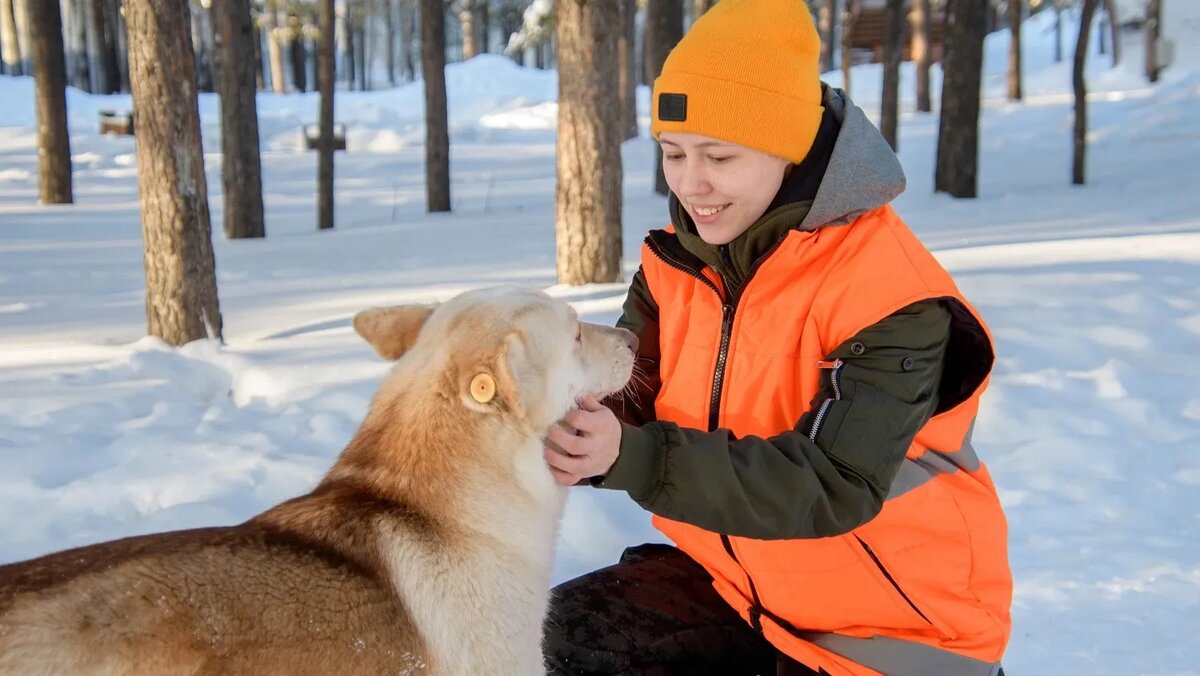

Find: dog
0;287;636;675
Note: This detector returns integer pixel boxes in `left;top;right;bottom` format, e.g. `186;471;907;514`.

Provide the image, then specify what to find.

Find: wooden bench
303;124;347;151
98;109;134;136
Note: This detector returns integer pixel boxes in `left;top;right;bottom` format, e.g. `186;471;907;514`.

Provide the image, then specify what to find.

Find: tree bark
318;0;335;230
112;0;129;91
1007;0;1022;100
910;0;932;112
556;0;622;285
65;0;90;91
1;0;20;76
841;0;859;97
125;0;223;345
1103;0;1119;66
819;0;836;74
289;21;307;92
343;5;355;89
618;0;638;141
89;0;117;92
383;0;395;84
935;0;987;198
645;0;683;195
265;0;286;92
1073;0;1099;185
459;4;476;60
191;2;216;93
400;0;416;81
213;0;265;240
420;0;450;212
880;0;903;151
1054;3;1062;63
1144;0;1161;83
30;0;73;205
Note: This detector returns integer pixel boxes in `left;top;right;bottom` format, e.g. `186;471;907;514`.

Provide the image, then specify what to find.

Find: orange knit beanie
650;0;825;164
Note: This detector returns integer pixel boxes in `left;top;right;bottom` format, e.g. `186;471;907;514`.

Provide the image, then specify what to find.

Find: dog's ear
353;304;437;360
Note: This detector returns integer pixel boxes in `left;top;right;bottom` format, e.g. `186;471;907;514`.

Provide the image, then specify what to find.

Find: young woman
543;1;1012;674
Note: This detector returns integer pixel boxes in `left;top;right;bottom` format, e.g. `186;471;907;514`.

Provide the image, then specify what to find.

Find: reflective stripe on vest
888;429;982;502
801;632;1004;676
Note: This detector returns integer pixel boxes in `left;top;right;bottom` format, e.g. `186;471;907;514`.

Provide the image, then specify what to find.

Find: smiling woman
542;0;1011;674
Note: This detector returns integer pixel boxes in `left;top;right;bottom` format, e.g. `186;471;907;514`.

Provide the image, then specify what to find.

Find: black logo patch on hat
658;93;688;122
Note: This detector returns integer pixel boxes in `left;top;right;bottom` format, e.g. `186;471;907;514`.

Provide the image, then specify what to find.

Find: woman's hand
543;395;622;486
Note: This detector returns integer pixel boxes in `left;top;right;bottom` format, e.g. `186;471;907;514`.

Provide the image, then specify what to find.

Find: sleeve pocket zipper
808;359;843;442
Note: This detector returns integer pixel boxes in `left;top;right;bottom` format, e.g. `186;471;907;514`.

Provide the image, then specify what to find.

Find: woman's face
658;132;791;246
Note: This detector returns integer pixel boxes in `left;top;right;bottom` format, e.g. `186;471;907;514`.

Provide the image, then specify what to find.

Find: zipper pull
814;359;843;369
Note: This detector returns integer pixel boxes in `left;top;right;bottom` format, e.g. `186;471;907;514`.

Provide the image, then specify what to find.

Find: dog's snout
620;329;638;354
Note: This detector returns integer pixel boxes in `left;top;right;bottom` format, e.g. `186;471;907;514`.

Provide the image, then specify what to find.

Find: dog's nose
621;329;639;354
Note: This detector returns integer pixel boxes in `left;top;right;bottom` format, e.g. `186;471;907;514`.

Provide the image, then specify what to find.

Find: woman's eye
708;155;732;164
663;153;684;162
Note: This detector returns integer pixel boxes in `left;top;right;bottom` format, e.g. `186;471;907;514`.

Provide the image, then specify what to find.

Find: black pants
544;543;819;676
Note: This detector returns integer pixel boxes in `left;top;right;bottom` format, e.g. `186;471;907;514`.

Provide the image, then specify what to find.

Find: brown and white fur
0;287;636;676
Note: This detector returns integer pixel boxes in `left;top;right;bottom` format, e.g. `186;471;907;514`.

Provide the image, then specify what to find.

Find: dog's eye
575;325;583;343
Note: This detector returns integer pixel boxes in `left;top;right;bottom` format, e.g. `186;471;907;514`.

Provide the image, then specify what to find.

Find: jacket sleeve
595;299;951;540
602;266;662;427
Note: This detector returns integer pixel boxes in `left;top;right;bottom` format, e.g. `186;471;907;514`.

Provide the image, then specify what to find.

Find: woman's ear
352;304;437;361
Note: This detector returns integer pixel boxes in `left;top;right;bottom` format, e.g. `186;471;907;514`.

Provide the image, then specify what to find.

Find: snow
2;6;1199;673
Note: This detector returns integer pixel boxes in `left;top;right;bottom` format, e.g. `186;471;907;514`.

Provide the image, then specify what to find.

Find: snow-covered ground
2;7;1198;674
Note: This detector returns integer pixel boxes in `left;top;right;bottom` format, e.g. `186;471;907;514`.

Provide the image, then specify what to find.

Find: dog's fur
0;287;636;676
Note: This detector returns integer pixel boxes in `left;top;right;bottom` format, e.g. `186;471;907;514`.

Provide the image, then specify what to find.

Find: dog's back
0;513;427;675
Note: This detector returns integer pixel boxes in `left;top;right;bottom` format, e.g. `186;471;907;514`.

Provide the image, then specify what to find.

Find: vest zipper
854;535;934;626
644;233;788;636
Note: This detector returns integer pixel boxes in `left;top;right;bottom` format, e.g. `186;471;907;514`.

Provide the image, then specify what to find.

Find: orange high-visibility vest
640;205;1012;676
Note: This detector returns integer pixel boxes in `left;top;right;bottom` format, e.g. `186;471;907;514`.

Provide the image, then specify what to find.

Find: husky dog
0;287;636;675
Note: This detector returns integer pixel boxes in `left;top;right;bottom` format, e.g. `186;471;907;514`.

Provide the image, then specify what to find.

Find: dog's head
353;287;636;433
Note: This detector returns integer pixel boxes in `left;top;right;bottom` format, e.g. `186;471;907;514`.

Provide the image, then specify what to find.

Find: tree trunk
213;0;265;240
1;0;20;76
113;0;129;91
1054;4;1062;63
911;0;931;112
12;0;30;74
344;7;355;89
934;0;987;198
191;2;216;93
618;0;638;141
125;0;223;345
89;0;116;92
459;4;476;60
880;0;903;151
1073;0;1099;185
645;0;683;196
265;0;286;92
1007;0;1022;100
555;0;622;286
290;25;307;92
400;0;416;81
841;0;859;97
1144;0;1161;83
383;0;395;84
1103;0;1119;66
819;0;836;74
253;24;264;89
478;0;488;52
356;24;367;90
420;0;450;212
66;0;90;91
30;0;73;205
693;0;713;21
318;0;335;230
